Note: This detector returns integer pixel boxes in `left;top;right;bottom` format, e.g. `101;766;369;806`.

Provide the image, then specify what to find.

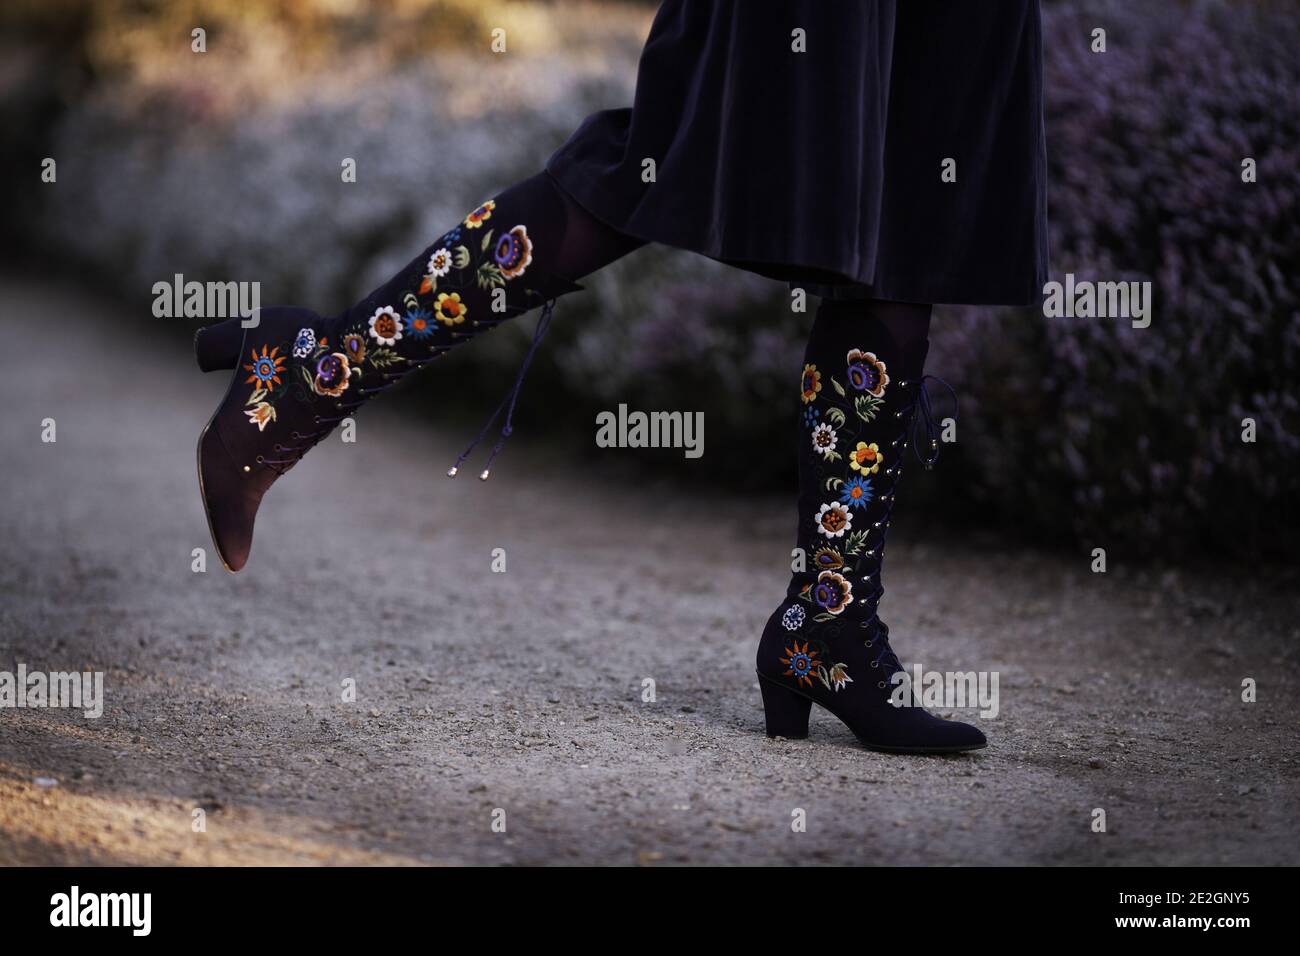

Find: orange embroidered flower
800;364;822;404
849;441;883;476
464;200;495;229
243;344;285;389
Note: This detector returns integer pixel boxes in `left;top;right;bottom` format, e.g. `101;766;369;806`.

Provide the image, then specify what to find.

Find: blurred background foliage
0;0;1296;559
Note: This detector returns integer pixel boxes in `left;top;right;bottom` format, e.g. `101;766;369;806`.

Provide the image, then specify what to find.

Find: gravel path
1;279;1296;865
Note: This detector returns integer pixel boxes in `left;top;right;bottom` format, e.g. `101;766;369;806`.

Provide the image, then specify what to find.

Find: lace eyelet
255;455;264;463
877;681;886;689
870;661;879;669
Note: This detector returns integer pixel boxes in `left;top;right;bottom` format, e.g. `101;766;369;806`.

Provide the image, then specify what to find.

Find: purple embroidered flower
812;570;854;615
846;349;889;397
312;352;351;398
493;225;533;279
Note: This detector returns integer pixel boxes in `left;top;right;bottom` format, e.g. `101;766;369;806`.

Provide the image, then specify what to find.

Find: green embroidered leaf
844;530;868;556
832;376;846;397
855;394;884;423
476;262;504;289
823;450;841;463
823;477;844;492
403;292;420;310
367;349;405;369
480;230;494;253
812;613;836;623
299;366;313;388
246;388;267;406
453;245;471;268
816;666;832;691
826;407;846;427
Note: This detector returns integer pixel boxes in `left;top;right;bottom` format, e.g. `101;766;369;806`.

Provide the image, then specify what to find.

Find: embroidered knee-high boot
755;301;986;753
193;176;582;572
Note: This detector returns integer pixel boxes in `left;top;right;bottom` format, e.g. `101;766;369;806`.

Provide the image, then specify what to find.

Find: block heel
194;318;247;372
759;674;812;739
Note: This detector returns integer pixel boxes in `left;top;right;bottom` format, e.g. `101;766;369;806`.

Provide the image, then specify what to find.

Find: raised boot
195;180;582;572
755;300;986;753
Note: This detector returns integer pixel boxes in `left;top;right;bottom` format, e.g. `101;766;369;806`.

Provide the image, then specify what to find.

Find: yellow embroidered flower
434;292;469;326
464;200;495;229
849;441;883;476
800;364;822;404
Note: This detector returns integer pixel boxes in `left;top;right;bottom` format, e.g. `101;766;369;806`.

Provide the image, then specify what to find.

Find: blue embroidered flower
781;605;805;631
404;308;436;340
802;406;820;429
780;640;821;689
292;327;317;359
838;476;874;510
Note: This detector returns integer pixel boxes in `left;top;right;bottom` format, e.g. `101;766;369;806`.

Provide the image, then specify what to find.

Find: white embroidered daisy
781;605;805;631
811;422;838;460
815;502;852;538
367;306;404;346
427;247;453;278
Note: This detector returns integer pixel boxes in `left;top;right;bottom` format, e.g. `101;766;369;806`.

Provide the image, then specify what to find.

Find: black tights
505;172;933;349
496;172;646;283
817;296;933;349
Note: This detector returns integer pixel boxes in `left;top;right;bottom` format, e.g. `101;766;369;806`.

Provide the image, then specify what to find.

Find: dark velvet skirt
546;0;1049;306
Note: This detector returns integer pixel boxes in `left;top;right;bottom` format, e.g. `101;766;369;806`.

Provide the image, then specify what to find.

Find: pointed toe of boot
934;718;987;752
197;426;260;573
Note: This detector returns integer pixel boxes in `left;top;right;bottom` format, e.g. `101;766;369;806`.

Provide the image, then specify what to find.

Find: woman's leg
194;171;642;571
755;296;985;752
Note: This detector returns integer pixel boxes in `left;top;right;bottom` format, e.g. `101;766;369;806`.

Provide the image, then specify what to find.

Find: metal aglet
447;466;459;478
479;469;491;481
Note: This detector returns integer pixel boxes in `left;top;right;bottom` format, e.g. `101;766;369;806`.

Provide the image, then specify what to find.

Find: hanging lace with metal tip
447;299;556;481
908;374;958;469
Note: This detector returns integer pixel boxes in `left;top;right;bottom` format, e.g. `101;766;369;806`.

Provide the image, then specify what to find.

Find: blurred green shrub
11;0;1300;558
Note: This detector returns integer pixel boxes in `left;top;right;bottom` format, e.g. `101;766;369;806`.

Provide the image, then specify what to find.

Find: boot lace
446;299;556;480
856;374;958;686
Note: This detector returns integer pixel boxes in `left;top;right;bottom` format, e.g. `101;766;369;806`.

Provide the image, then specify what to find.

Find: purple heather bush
16;0;1300;557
